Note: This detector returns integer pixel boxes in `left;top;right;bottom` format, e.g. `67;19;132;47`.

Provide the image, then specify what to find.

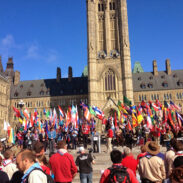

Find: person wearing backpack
16;149;48;183
100;149;138;183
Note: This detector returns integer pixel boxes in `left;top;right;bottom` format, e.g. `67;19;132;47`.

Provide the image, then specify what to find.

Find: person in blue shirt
48;127;56;153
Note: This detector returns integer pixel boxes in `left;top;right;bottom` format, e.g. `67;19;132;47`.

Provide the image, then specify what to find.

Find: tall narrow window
98;18;105;51
110;16;117;50
105;69;116;91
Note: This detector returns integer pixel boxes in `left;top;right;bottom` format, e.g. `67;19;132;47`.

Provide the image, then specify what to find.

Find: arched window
104;69;116;91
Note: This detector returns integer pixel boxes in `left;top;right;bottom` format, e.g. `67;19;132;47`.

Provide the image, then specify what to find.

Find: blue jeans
80;172;92;183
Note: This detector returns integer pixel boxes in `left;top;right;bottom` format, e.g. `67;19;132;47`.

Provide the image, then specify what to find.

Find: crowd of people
0;136;183;183
1;99;183;183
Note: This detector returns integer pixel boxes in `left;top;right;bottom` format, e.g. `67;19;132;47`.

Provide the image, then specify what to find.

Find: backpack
108;165;131;183
24;168;54;183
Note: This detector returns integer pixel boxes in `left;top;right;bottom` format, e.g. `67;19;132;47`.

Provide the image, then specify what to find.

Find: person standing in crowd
165;138;176;177
49;140;77;183
71;127;78;150
138;141;166;183
82;122;90;149
48;127;56;153
106;125;113;153
16;149;47;183
25;130;33;150
100;149;138;183
2;149;18;180
32;129;39;148
0;165;9;183
75;147;95;183
17;130;24;150
39;128;48;152
121;147;137;176
0;142;4;159
92;129;99;153
137;145;147;164
164;156;183;183
167;140;183;177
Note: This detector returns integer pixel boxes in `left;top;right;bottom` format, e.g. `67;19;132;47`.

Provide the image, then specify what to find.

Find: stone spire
0;56;4;73
4;57;15;82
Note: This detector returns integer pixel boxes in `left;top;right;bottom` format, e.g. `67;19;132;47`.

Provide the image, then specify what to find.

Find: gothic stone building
0;0;183;133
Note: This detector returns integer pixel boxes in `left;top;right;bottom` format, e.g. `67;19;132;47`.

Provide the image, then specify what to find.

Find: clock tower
87;0;133;115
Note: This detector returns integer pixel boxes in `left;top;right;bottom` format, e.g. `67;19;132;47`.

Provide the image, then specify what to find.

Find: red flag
127;121;132;131
13;106;21;118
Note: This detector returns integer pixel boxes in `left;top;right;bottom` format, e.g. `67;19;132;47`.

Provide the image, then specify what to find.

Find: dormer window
177;80;183;86
40;90;44;95
148;83;153;88
14;91;19;97
140;83;146;89
138;77;141;81
46;90;50;95
149;76;153;80
173;74;177;78
20;84;23;88
40;83;44;87
162;81;168;87
27;91;32;96
161;75;165;79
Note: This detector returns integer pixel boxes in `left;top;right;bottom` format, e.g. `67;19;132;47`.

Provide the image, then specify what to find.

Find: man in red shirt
49;140;77;183
100;150;138;183
106;126;113;153
82;122;90;148
121;147;138;176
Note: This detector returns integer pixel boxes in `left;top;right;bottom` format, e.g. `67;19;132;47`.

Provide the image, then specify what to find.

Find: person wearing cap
49;140;77;183
138;141;166;183
75;146;95;183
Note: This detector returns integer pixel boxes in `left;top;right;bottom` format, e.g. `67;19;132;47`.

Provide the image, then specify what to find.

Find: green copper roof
82;66;88;77
132;61;144;73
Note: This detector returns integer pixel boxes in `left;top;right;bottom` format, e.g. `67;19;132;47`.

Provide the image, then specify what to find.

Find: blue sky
0;0;183;81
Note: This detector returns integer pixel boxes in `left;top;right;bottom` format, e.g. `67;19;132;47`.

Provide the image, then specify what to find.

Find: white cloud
46;49;58;63
1;34;15;47
26;43;40;59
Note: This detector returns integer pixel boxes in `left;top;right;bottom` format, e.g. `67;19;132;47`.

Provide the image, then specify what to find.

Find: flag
58;105;65;118
147;114;153;130
46;110;50;118
117;100;123;111
66;109;71;127
23;108;30;119
13;106;21;118
92;106;104;120
8;127;15;144
43;108;46;115
84;107;91;121
3;120;7;131
123;96;132;106
176;112;183;127
30;114;34;127
170;101;181;111
132;113;138;127
151;102;161;111
34;108;38;118
127;121;132;131
89;106;96;116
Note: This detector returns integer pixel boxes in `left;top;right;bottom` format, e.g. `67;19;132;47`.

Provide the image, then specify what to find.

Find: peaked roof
133;70;183;92
133;61;144;73
11;77;88;99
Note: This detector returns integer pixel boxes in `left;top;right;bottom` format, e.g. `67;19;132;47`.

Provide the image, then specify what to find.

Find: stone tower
87;0;133;115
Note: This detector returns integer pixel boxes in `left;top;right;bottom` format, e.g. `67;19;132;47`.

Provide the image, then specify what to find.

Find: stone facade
0;74;10;137
87;0;134;116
